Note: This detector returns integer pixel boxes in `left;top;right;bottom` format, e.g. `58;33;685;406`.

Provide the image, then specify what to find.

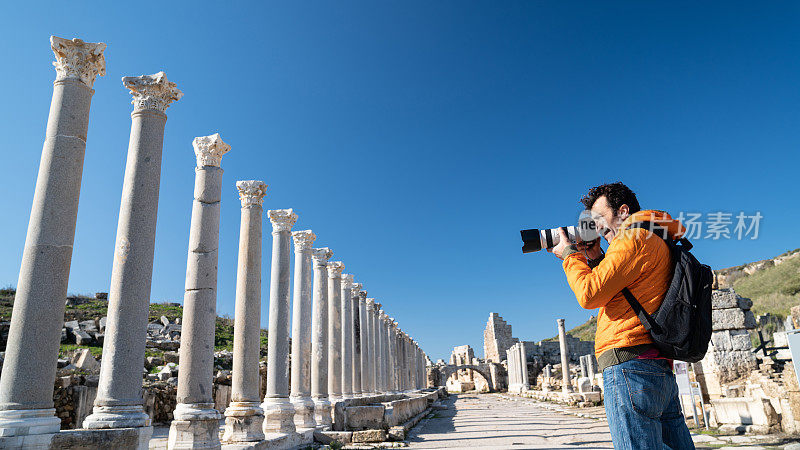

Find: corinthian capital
122;71;183;113
341;274;354;289
351;282;363;297
312;247;333;264
292;230;316;252
366;298;375;311
50;36;106;88
327;261;344;278
268;209;297;232
193;133;230;167
236;180;267;208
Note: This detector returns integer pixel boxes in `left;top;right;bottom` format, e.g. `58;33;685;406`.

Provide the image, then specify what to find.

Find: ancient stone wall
483;313;518;363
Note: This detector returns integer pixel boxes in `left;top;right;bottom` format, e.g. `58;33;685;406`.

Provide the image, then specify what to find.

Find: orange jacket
562;210;686;359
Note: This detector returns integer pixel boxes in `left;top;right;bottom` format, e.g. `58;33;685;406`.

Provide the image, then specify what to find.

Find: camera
520;213;599;253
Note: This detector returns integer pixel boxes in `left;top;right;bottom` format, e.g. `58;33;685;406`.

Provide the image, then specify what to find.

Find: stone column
168;134;230;449
85;72;182;432
358;293;371;395
380;311;390;393
310;248;333;429
370;300;382;393
223;181;267;443
262;209;298;435
374;309;384;393
340;274;354;399
351;283;363;397
557;318;573;393
386;317;396;392
289;230;316;429
579;355;588;378
542;364;552;392
586;355;596;381
519;344;529;390
326;262;344;402
0;36;105;440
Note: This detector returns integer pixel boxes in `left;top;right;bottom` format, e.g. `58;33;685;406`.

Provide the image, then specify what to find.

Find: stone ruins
0;36;433;449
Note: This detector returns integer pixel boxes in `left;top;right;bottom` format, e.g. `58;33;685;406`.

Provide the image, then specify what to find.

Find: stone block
72;328;93;345
79;320;97;332
64;320;79;330
351;429;387;443
700;349;758;383
61;328;67;343
710;329;753;351
345;405;385;429
99;316;107;332
72;348;100;372
712;308;756;331
712;289;753;310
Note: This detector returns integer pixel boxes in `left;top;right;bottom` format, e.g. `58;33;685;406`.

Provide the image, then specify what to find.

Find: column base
223;402;265;443
289;396;315;430
260;397;295;434
83;404;151;429
312;398;331;430
0;408;61;438
167;402;222;449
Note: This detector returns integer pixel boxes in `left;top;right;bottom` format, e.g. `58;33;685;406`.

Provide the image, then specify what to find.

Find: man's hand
577;237;603;260
547;227;572;260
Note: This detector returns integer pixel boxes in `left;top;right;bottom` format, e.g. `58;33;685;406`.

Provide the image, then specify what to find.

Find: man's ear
618;204;630;220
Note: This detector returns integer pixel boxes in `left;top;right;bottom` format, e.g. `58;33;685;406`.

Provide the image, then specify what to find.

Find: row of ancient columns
0;36;429;449
505;342;528;392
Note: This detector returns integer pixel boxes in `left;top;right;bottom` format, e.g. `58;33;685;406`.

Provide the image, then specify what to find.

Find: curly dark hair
580;182;641;215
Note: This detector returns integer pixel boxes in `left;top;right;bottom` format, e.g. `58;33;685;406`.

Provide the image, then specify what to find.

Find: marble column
289;230;316;429
85;72;182;431
378;311;389;393
358;292;371;395
557;318;573;393
374;308;384;393
519;344;529;390
542;364;552;392
586;355;596;381
579;355;588;378
340;275;354;399
367;300;380;394
310;248;333;429
326;262;344;402
386;317;396;392
261;209;298;435
223;181;267;443
350;283;363;397
0;36;106;439
168;134;230;449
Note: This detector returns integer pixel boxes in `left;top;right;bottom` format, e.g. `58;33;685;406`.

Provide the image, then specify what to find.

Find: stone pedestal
261;209;298;435
310;248;333;429
340;275;355;399
327;262;344;403
0;36;105;439
85;71;182;431
289;230;316;430
557;319;574;393
168;134;229;449
223;181;267;443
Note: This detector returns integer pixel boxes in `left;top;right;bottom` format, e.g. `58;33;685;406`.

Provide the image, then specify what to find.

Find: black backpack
620;221;713;363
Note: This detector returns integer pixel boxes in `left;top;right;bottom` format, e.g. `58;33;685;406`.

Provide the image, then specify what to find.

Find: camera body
520;219;599;253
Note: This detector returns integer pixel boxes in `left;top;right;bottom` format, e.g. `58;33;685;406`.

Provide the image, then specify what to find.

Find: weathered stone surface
71;349;99;372
712;307;757;331
72;328;92;345
710;329;752;351
345;405;385;429
351;429;387;443
484;313;518;364
712;289;753;310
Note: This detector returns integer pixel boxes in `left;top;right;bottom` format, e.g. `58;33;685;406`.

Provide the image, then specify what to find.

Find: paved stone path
406;394;800;449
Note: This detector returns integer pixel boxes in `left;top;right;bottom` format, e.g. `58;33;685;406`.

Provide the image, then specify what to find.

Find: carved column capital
236;180;267;208
122;71;183;113
341;274;354;289
326;261;344;278
366;298;375;311
50;36;106;88
374;302;382;311
267;209;297;233
292;230;316;252
193;133;230;167
311;247;333;265
351;282;362;297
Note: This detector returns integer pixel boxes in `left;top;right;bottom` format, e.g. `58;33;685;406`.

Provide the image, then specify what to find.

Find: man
549;182;695;449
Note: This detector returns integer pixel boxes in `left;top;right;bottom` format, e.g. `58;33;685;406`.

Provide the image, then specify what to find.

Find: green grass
215;316;235;350
544;316;597;342
60;344;103;358
734;255;800;318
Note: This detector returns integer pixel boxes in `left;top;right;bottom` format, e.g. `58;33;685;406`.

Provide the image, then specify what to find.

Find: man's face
590;196;629;243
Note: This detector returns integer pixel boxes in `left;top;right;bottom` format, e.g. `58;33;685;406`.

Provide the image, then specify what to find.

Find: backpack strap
628;220;693;250
620;287;659;332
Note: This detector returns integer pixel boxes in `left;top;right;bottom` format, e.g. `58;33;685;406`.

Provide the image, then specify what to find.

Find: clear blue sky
1;2;798;362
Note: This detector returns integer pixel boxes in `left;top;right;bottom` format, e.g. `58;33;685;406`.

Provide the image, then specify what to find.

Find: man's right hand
577;238;603;261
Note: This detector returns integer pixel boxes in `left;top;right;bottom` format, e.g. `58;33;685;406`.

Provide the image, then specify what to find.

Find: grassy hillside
545;316;597;342
732;253;800;318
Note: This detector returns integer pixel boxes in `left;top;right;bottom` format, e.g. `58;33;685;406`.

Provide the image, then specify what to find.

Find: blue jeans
602;358;695;449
